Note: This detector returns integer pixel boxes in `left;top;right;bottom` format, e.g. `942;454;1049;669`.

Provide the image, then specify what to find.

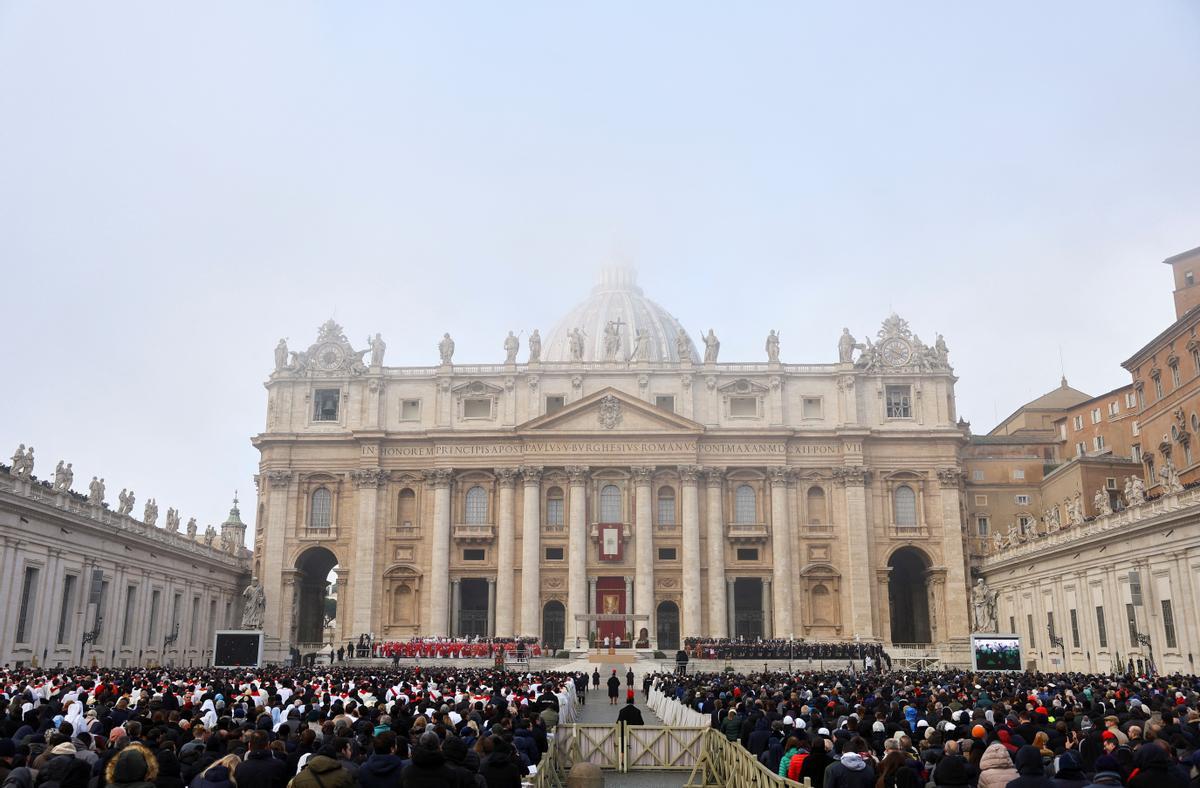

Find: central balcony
726;522;769;543
452;523;495;543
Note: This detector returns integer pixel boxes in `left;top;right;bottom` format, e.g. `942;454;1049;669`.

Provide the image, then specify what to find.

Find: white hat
783;716;794;725
872;721;886;733
818;727;830;736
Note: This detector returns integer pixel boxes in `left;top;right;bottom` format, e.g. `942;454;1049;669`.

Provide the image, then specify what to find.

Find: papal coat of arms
598;395;622;429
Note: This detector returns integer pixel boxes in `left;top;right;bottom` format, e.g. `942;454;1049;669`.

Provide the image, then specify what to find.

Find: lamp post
163;623;179;667
1135;632;1153;676
80;615;103;666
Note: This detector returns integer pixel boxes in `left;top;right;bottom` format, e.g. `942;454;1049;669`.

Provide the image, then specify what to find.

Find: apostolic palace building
251;269;972;662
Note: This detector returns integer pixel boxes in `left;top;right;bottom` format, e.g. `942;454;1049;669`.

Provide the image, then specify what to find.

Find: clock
314;342;346;371
881;337;912;367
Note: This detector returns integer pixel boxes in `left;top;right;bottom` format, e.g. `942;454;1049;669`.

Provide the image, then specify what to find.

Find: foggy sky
2;2;1199;543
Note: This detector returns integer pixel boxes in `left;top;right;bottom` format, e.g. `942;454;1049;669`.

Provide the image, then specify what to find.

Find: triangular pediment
518;387;704;434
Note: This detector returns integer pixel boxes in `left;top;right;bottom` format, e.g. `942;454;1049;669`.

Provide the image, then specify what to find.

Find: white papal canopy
542;268;699;363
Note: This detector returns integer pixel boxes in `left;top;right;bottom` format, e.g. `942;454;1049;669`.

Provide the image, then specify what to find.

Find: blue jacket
513;727;541;767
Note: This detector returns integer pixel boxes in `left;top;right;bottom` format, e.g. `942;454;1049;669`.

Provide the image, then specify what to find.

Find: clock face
315;342;345;370
881;337;912;367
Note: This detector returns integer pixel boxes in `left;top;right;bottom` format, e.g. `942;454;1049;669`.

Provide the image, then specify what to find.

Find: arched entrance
656;601;680;650
888;547;931;644
542;601;565;651
295;547;338;646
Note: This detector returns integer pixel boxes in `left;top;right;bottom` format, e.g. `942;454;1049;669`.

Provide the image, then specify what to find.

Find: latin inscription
363;440;848;458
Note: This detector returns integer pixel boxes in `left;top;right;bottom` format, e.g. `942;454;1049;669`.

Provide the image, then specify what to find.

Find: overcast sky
2;2;1199;542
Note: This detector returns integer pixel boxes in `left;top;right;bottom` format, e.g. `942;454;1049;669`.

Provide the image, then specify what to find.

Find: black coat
617;705;645;726
477;752;524;788
607;677;621;698
402;748;458;788
232;751;288;788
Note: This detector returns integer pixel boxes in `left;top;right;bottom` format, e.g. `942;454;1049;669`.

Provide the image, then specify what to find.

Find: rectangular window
313;389;339;421
1012;469;1025;480
1193;348;1200;375
1076;442;1086;457
463;548;485;561
1073;415;1083;431
1145;456;1155;483
1094;435;1105;451
463;398;491;418
544;547;564;561
976;516;989;536
1096;606;1108;648
1015;494;1030;506
1047;610;1056;640
1137;387;1145;409
729;396;758;417
56;574;77;645
1187;442;1194;466
657;548;677;561
657;493;675;525
1127;391;1138;409
1027;613;1036;648
1126;602;1139;645
885;385;912;418
545;395;565;414
15;566;40;643
148;590;161;644
400;399;421;421
122;586;137;645
802;397;822;419
1132;420;1140;436
171;593;182;632
96;581;109;645
654;395;676;413
224;601;231;628
1129;569;1143;606
974;495;988;506
972;469;984;481
1154;376;1163;400
1069;609;1080;649
1018;515;1033;533
1172;364;1182;388
735;548;759;561
1162;599;1178;648
1109;401;1120;416
189;597;200;645
208;600;217;643
1132;443;1141;462
1059;423;1067;440
1009;616;1016;635
546;497;564;526
1106;477;1117;490
1091;408;1102;424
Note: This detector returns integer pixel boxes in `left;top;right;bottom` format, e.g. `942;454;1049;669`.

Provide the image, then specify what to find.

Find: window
463;398;491;418
1106;477;1117;490
1172;364;1182;388
1193;348;1200;374
1096;606;1108;648
1076;442;1086;457
1018;515;1034;533
546;487;564;526
1188;270;1196;286
1145;455;1155;483
600;484;621;522
121;586;137;645
544;547;564;561
1091;408;1102;424
972;469;984;481
893;485;917;527
802;397;822;419
1137;387;1145;409
208;599;217;643
1059;423;1067;440
1162;600;1178;648
1154;375;1163;400
976;516;989;536
1027;613;1036;647
96;582;108;645
398;488;416;527
657;486;676;525
1094;435;1105;451
1126;603;1138;646
1129;569;1143;606
1009;616;1016;635
189;597;200;645
885;385;912;418
1047;611;1057;641
1073;415;1083;431
1014;494;1029;506
56;574;77;644
545;395;565;414
1186;442;1194;466
309;488;332;529
806;487;827;524
974;494;988;507
657;548;677;561
729;396;758;417
1127;391;1138;409
1069;609;1080;649
734;485;756;523
148;590;161;644
654;395;675;413
400;399;421;421
224;601;232;629
465;486;488;524
15;566;39;643
463;549;485;561
1012;469;1025;480
1132;443;1141;462
1109;401;1120;417
736;548;759;561
313;389;339;421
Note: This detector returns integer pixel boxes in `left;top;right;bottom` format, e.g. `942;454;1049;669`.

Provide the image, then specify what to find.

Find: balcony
804;523;834;536
726;522;769;543
452;523;495;543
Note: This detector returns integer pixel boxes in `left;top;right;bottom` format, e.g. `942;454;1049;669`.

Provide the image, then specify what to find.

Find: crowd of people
333;638;544;662
682;638;892;666
0;664;578;787
652;667;1200;787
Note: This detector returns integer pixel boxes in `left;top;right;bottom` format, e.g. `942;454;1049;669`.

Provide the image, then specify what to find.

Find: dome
543;268;698;363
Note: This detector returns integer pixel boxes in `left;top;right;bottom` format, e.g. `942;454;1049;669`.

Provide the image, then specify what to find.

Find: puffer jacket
289;755;356;788
977;742;1019;788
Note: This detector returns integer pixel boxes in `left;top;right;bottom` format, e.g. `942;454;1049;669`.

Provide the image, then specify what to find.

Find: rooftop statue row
7;444;238;552
272;313;951;373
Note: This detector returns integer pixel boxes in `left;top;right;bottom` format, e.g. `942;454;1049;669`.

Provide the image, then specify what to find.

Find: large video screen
213;631;263;667
972;635;1022;671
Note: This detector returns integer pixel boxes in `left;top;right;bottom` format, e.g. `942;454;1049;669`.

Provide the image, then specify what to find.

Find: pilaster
678;465;702;638
428;469;454;637
703;467;727;638
519;466;543;638
494;468;519;637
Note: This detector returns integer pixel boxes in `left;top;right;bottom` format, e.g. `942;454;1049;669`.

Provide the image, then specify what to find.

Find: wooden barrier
685;729;811;788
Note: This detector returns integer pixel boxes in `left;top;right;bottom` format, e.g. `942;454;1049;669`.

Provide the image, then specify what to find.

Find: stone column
0;538;21;649
350;468;386;637
768;467;794;638
450;579;461;638
519;467;543;638
624;576;634;642
494;468;519;637
567;466;589;645
487;578;497;638
703;468;728;638
588;578;598;614
762;578;773;639
726;578;737;638
875;568;893;644
429;469;454;637
837;465;875;638
679;466;702;638
279;569;300;647
631;467;655;641
936;468;970;641
261;471;292;654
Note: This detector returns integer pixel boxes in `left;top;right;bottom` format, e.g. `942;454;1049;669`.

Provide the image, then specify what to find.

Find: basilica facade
252;270;971;660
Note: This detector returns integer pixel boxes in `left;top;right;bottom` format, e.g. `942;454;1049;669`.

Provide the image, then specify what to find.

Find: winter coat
1081;773;1124;787
932;754;971;786
476;752;524;788
800;746;833;788
34;753;91;788
187;764;235;788
1127;743;1188;788
747;719;771;756
1050;750;1088;788
720;713;742;742
512;728;540;767
288;755;355;788
824;752;875;788
1005;745;1054;788
778;747;801;778
401;747;459;788
234;751;289;788
977;742;1019;788
354;753;406;788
